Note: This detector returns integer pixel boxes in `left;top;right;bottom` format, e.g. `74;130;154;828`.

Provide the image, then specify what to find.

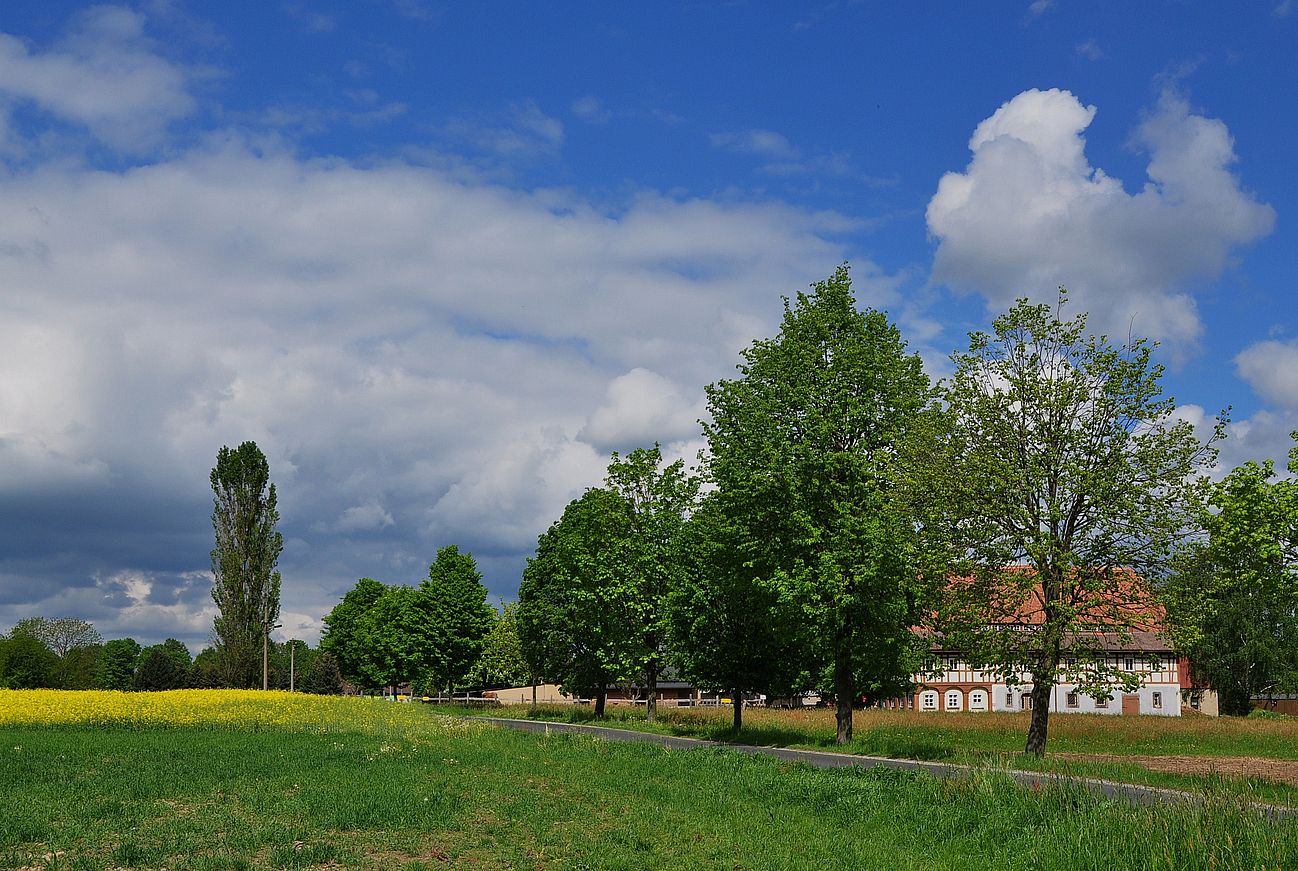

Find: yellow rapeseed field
0;688;471;737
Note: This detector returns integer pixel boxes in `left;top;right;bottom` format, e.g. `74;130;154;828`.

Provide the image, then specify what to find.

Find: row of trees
0;616;344;694
319;546;512;696
512;266;1272;756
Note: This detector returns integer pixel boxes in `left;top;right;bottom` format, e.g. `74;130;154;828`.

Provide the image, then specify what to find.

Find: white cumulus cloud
927;88;1274;356
0;5;196;152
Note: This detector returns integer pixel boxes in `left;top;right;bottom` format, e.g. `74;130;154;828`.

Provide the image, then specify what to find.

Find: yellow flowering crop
0;689;477;739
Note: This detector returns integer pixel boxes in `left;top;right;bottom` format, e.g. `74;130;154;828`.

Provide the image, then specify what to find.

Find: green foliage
668;494;805;728
0;633;58;688
702;264;931;742
134;641;193;690
517;488;637;706
349;584;429;692
190;646;223;688
918;292;1217;754
8;618;104;690
1164;445;1298;715
420;545;495;693
267;639;312;690
96;638;142;690
603;444;700;720
318;549;493;695
210;441;284;689
300;650;344;694
320;577;387;686
56;643;103;690
467;602;533;689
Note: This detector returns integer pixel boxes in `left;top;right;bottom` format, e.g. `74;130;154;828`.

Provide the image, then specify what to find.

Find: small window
1066;657;1077;668
1096;695;1109;708
1123;657;1135;671
1006;691;1014;707
1021;694;1032;710
1149;657;1162;672
1152;692;1162;710
1066;692;1079;708
945;690;963;711
920;690;939;711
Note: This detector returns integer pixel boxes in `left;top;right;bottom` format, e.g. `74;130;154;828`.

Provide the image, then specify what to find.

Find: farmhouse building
884;568;1185;716
897;629;1182;716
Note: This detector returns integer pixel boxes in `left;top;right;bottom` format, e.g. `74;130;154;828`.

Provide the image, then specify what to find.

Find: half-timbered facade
905;629;1181;716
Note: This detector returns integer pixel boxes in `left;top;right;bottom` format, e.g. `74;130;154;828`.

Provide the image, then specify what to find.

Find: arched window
968;689;988;711
919;690;939;711
945;689;963;711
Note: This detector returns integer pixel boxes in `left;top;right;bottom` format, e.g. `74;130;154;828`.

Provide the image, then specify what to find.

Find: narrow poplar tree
210;441;283;689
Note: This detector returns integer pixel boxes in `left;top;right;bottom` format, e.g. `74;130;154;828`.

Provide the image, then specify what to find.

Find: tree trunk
1024;679;1053;756
834;625;854;745
732;688;743;731
646;660;658;723
531;682;537;708
594;688;606;717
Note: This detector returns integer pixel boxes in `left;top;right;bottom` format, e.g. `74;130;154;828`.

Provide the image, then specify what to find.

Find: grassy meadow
484;703;1298;801
1;690;1295;870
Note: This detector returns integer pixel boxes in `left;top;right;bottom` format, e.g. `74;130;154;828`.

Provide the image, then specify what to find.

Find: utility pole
290;642;295;692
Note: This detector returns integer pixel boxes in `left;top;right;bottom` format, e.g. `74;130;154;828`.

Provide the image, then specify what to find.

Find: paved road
477;716;1293;818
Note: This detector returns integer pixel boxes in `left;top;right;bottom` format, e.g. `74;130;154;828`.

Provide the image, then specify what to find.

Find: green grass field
478;703;1298;803
0;691;1294;870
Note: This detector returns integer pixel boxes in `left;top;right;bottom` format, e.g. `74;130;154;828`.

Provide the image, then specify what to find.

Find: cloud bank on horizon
0;3;1292;650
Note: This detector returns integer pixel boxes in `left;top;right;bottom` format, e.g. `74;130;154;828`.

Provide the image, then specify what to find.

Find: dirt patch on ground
1053;753;1298;787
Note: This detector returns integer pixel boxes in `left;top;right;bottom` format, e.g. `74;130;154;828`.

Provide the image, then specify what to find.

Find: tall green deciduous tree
96;638;142;690
0;633;57;688
320;577;388;688
210;441;284;689
421;545;495;695
703;265;931;744
919;293;1216;755
668;494;806;730
1164;447;1298;715
517;488;636;715
604;445;699;722
349;584;432;694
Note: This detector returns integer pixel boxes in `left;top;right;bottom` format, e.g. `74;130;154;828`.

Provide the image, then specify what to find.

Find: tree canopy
702;264;931;743
603;445;699;721
1164;444;1298;715
668;493;805;729
420;545;496;694
918;292;1216;754
320;577;388;688
210;441;283;689
517;488;636;715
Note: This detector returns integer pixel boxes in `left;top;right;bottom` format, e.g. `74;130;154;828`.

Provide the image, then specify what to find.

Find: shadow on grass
447;704;961;761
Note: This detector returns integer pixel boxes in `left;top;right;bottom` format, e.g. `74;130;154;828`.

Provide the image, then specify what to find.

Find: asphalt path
476;716;1294;818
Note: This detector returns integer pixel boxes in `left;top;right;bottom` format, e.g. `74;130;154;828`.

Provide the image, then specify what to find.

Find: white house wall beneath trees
894;633;1183;717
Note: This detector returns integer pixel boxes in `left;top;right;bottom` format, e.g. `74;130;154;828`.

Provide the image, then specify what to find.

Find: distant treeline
0;616;343;694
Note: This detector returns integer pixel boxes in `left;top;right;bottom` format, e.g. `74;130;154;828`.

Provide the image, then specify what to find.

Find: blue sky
0;1;1294;651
